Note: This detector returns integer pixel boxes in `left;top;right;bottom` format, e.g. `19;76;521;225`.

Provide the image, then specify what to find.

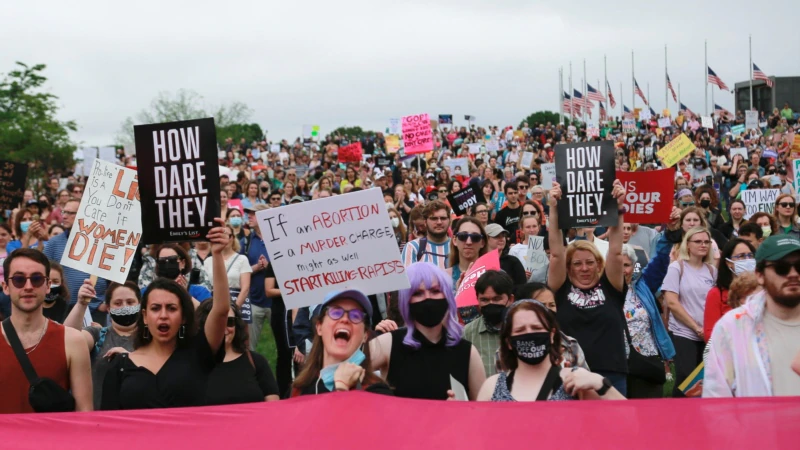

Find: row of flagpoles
558;37;775;124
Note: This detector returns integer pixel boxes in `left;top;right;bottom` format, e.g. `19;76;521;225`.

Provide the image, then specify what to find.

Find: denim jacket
631;232;676;360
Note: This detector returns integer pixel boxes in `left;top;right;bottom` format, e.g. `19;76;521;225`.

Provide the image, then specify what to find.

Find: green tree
216;123;264;147
0;62;77;178
116;89;254;145
330;126;377;138
519;110;578;128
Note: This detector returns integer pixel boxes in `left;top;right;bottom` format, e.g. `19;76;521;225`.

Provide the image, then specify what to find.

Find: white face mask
726;258;756;275
391;217;400;228
385;202;394;210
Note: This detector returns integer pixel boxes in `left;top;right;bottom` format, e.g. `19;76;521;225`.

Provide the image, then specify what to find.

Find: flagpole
632;51;636;110
647;82;650;109
559;67;563;125
583;59;587;125
749;34;753;111
604;55;608;119
665;45;669;109
569;62;574;123
704;40;708;115
678;83;681;112
620;81;623;118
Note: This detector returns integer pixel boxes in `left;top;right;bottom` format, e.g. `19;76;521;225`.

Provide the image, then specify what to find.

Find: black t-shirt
493;206;521;242
101;332;224;410
555;273;628;374
42;300;67;323
264;263;282;300
387;328;471;400
205;352;278;405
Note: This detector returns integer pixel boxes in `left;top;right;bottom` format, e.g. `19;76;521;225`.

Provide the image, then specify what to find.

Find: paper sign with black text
520;152;534;169
134;118;220;244
255;188;410;310
742;189;779;219
60;159;141;284
616;168;674;223
554;141;618;228
540;163;556;189
443;158;469;177
525;236;547;274
0;160;28;212
448;186;478;216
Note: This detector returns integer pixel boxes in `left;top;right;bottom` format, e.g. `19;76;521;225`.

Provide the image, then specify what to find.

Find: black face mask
481;303;506;328
699;199;711;208
409;298;449;328
510;332;551;365
45;285;64;304
110;305;140;327
260;187;269;193
156;257;181;280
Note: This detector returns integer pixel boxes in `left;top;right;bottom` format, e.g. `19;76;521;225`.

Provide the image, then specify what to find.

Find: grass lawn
254;322;278;375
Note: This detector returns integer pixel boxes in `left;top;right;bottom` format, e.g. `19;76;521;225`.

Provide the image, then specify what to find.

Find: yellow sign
386;135;401;154
655;128;664;136
657;133;696;168
633;108;641;119
662;109;671;117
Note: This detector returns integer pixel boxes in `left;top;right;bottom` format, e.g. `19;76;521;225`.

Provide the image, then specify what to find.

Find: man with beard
401;200;451;269
463;271;514;376
0;248;92;412
705;235;800;397
43;199;109;324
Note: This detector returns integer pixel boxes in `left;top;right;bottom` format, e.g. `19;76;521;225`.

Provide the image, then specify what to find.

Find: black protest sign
134;118;220;244
448;185;478;216
0;160;28;212
554;141;617;228
376;157;392;169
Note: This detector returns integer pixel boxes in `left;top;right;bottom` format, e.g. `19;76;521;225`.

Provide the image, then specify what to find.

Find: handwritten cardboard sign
134;118;220;244
402;113;433;155
540;163;556;189
338;142;363;163
658;118;671;129
656;133;696;168
60;159;141;284
255;188;410;310
622;119;636;133
0;160;28;212
616;168;675;224
745;111;758;130
525;236;547;273
701;116;713;129
742;188;779;219
455;249;500;307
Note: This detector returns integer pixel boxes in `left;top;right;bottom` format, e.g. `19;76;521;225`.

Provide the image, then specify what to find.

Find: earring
143;325;150;339
179;325;185;339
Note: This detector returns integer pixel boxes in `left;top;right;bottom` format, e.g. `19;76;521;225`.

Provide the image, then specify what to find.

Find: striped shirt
400;237;451;269
463;318;501;377
43;231;107;311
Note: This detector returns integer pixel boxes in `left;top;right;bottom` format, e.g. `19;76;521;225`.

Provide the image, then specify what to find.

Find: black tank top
387;328;471;400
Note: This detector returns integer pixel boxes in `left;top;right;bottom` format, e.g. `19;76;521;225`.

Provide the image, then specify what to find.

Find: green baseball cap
755;235;800;263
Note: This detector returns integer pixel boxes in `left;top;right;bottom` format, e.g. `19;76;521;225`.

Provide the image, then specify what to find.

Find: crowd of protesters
1;103;799;413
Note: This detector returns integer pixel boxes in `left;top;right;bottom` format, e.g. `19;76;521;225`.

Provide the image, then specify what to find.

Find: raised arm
547;181;566;291
605;179;626;292
205;218;232;354
236;271;251;308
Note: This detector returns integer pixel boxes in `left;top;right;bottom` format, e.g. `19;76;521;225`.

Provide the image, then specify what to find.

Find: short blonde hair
678;227;714;263
566;240;605;273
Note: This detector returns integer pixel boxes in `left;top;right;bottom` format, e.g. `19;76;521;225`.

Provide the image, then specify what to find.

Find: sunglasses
766;260;800;277
8;274;48;289
227;317;236;327
680;202;695;207
326;305;366;324
522;210;538;216
778;202;795;209
438;189;448;193
455;232;484;243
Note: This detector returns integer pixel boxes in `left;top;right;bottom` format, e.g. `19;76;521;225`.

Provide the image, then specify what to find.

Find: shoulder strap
536;365;564;401
416;237;428;262
225;254;240;274
243;233;253;254
2;319;40;384
246;349;255;369
94;327;109;355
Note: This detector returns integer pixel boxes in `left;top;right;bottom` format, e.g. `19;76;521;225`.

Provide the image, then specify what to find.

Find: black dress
101;332;224;410
387;328;471;400
205;352;279;405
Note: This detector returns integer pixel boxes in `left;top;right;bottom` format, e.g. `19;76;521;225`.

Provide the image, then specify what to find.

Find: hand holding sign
548;181;562;207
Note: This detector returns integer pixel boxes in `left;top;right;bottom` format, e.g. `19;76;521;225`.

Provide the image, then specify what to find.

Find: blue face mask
20;221;31;234
319;349;365;392
229;217;243;227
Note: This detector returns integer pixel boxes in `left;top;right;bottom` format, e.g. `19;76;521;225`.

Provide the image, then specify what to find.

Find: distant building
734;76;800;114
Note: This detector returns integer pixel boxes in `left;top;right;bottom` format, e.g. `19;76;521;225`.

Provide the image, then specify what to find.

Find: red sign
338;142;363;164
227;199;243;215
455;249;500;307
616;168;675;224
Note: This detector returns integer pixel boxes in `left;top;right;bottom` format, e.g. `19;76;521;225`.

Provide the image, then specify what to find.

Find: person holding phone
142;244;211;307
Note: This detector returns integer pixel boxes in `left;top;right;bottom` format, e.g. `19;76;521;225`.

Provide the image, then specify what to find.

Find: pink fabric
0;392;798;449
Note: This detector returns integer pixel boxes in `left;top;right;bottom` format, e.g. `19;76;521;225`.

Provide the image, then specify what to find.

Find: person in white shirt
204;225;252;308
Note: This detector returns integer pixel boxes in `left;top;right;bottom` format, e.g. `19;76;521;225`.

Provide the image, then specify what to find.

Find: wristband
334;379;349;391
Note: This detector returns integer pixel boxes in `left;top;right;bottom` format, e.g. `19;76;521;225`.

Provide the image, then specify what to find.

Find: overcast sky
2;0;797;147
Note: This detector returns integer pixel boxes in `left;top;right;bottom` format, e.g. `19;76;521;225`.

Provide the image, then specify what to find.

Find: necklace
25;319;48;355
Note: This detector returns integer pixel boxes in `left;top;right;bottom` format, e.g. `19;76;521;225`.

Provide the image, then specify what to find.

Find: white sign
443;158;469;177
745;111;758;130
98;147;117;164
658;118;671;129
525;236;547;273
701;116;713;129
587;123;600;137
485;139;500;153
270;144;281;154
742;188;779;219
730;147;748;161
540;163;556;189
639;109;652;121
520;151;534;169
388;118;402;135
467;143;482;154
60;159;142;284
76;148;97;177
255;188;410;309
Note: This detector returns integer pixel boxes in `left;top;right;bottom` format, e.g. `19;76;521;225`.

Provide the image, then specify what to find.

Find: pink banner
228;199;243;215
402;113;433;155
455;249;500;307
0;393;797;450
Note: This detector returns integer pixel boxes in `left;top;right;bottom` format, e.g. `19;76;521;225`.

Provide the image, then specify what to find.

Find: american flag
606;81;617;108
634;79;648;105
573;89;594;108
649;107;657;117
753;63;774;88
666;73;677;102
707;67;729;91
714;103;732;118
599;102;607;121
586;84;606;102
623;105;632;119
680;103;695;118
563;92;581;116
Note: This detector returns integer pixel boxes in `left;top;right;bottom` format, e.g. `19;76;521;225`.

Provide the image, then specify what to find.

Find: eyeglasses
765;260;800;277
427;216;449;222
730;252;755;261
438;189;448;193
455;232;484;243
778;202;795;209
680;202;695;208
530;178;539;182
475;209;489;214
226;317;236;327
688;240;711;246
62;210;77;216
522;210;538;216
326;305;366;324
8;274;48;289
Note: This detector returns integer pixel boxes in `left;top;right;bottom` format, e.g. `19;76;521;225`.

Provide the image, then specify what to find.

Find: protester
387;207;407;253
704;235;800;397
203;225;251;309
772;194;800;237
292;290;391;396
493;182;522;242
197;301;279;404
704;239;757;342
738;222;765;250
42;261;69;323
476;300;624;401
371;262;486;400
149;244;211;305
662;226;717;397
227;208;247;239
718;200;747;239
463;270;514;377
401;200;452;269
473;202;490;228
0;248;92;413
239;204;272;351
449;217;488;292
101;220;231;409
484;224;527;285
547;180;630;395
508;214;546;282
0;224;12;286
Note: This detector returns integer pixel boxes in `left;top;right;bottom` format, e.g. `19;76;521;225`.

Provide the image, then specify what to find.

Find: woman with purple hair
370;262;486;400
